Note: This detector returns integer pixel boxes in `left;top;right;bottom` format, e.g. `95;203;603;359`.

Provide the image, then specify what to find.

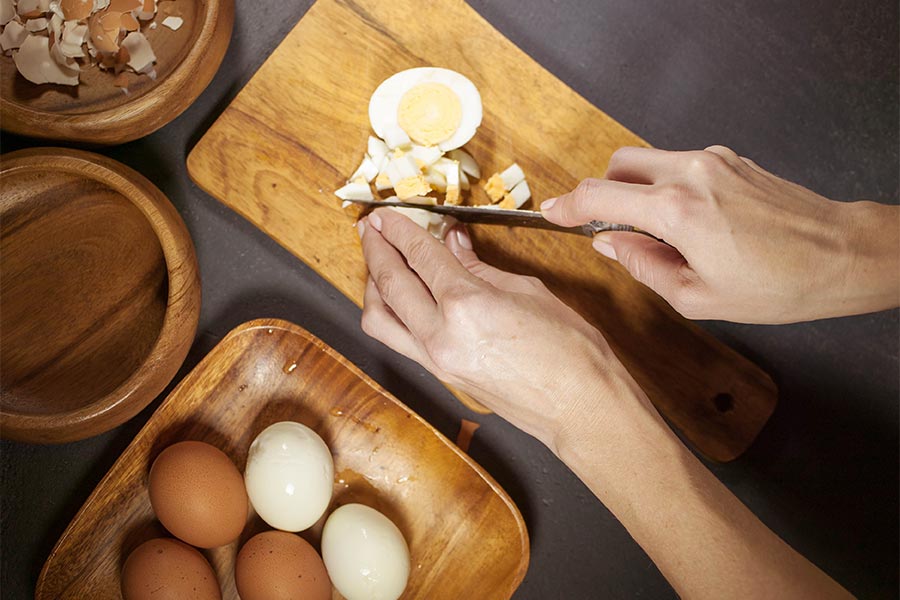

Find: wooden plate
186;0;778;462
0;148;201;443
0;0;234;144
35;319;530;599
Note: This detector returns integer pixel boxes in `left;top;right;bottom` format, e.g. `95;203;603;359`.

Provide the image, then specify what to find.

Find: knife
347;199;654;239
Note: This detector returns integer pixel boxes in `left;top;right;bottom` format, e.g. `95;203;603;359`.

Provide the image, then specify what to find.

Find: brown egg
235;531;331;600
148;441;248;548
121;538;221;600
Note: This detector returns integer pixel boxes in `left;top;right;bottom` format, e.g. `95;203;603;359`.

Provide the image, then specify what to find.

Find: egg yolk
397;83;462;146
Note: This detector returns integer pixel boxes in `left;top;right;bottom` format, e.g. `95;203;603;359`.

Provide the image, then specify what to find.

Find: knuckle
686;151;722;178
403;238;432;268
374;270;400;300
653;183;694;232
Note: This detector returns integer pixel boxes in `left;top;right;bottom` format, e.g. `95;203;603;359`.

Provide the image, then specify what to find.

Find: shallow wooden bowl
35;319;530;599
0;0;234;144
0;148;201;443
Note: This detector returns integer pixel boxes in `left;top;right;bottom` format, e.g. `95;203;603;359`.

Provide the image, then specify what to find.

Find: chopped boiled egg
369;67;482;152
484;162;529;206
386;153;431;200
335;181;374;202
448;148;480;179
350;155;379;183
367;136;389;165
499;179;531;209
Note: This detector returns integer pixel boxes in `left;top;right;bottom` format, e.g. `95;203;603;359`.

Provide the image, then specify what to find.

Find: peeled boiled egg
321;503;410;600
244;421;334;532
148;441;248;549
235;530;331;600
369;67;482;152
121;538;221;600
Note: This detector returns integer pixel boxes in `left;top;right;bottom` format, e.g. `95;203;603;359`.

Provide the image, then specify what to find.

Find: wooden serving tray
186;0;777;461
36;319;528;599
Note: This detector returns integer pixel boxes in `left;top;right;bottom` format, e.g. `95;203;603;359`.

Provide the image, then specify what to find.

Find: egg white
369;67;482;152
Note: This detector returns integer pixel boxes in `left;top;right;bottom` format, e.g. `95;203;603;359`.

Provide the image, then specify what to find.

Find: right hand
541;145;899;324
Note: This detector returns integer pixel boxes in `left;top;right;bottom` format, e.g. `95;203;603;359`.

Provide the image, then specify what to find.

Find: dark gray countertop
2;1;897;598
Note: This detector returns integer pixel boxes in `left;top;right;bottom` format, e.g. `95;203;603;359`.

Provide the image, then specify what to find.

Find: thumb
593;232;692;299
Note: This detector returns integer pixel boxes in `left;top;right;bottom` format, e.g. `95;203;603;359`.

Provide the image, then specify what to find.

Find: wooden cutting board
187;0;777;461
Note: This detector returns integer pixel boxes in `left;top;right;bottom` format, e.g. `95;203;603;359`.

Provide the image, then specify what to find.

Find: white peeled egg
244;421;334;532
369;67;482;152
322;503;410;600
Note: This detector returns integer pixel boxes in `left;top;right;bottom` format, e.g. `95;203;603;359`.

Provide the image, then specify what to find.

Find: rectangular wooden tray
186;0;777;461
36;319;529;599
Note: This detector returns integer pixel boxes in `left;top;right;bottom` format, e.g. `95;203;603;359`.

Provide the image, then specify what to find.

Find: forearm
555;379;852;599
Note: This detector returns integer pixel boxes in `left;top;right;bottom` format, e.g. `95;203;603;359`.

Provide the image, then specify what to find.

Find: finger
604;146;685;184
370;208;478;300
541;178;667;234
592;231;695;301
361;277;435;369
444;225;537;294
360;217;439;335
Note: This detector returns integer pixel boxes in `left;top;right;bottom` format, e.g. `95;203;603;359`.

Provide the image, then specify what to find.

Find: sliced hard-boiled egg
484;162;526;203
499;179;531;209
409;144;443;169
447;148;480;179
335;181;374;201
369;67;482;152
350;155;379;183
385;154;430;200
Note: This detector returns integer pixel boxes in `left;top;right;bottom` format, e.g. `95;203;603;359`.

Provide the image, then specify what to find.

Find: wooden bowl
36;319;530;599
0;148;201;443
0;0;234;144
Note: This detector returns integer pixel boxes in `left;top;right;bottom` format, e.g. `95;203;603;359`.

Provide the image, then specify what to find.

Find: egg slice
321;504;410;600
369;67;482;152
244;421;334;532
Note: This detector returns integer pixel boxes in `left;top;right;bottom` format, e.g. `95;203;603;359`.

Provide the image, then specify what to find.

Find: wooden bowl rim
0;147;201;441
35;318;530;598
0;0;233;143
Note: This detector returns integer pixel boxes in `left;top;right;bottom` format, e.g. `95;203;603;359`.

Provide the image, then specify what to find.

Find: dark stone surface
2;1;897;598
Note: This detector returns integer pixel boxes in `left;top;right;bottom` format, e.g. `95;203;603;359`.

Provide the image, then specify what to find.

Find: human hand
541;146;899;323
357;208;655;451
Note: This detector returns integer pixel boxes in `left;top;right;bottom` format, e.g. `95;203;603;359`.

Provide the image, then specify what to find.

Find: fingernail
592;233;617;260
455;228;473;250
368;211;383;231
540;197;557;211
356;219;366;239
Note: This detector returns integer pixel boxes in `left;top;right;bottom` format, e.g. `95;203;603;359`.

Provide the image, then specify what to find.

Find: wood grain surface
186;0;777;461
0;148;201;443
35;319;530;599
0;0;234;144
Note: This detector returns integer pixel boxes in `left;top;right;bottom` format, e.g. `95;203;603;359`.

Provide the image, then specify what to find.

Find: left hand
357;208;653;451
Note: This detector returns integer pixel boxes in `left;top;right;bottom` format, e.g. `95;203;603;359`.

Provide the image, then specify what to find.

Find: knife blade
346;199;649;238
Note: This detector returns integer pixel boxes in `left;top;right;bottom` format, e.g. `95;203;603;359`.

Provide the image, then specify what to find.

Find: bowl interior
0;0;201;116
0;166;168;417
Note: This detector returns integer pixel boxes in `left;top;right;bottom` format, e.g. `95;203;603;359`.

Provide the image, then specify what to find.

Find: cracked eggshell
1;20;28;51
120;30;153;71
13;33;79;84
25;17;50;31
89;9;121;53
119;11;137;30
59;0;92;20
17;0;45;18
107;0;140;11
58;21;88;57
0;0;16;26
134;0;153;20
160;14;181;30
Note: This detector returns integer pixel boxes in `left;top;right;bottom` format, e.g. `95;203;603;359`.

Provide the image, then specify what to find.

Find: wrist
832;200;899;316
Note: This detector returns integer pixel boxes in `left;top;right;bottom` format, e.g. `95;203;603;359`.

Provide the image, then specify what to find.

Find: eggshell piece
59;0;92;20
107;0;140;11
25;17;49;31
148;441;248;548
119;11;138;30
1;20;29;51
235;531;331;600
88;9;121;53
0;0;16;26
13;34;79;85
160;14;181;30
120;30;154;71
121;538;221;600
16;0;44;19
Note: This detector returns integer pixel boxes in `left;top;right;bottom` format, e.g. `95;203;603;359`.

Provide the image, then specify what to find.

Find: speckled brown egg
235;531;331;600
121;537;221;600
148;441;248;548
